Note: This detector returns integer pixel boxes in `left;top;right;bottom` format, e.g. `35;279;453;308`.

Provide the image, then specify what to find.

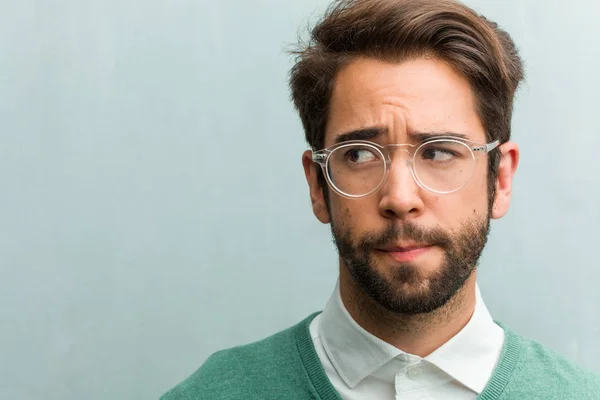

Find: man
162;0;600;399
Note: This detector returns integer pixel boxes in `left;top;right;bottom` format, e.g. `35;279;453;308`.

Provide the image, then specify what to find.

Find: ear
302;150;331;224
491;142;519;219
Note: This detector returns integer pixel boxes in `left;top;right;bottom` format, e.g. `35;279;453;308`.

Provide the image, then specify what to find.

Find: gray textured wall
1;0;598;398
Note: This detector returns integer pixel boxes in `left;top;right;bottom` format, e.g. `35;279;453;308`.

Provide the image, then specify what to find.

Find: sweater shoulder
502;334;600;399
160;314;318;400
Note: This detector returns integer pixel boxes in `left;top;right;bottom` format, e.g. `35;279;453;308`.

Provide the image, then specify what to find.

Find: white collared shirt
309;283;505;399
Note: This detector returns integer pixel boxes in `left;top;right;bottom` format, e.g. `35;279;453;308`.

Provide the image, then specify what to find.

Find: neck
339;264;477;357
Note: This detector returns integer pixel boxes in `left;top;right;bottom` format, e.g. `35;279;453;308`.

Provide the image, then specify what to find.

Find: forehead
325;57;486;145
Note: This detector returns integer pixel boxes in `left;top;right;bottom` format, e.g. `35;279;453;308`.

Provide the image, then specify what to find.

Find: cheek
330;197;379;230
328;196;350;225
425;169;489;226
461;166;490;213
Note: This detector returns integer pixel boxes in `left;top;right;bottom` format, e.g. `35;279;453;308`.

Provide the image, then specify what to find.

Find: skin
302;57;519;357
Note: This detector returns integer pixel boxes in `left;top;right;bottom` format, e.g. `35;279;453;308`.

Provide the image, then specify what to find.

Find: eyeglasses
312;137;499;199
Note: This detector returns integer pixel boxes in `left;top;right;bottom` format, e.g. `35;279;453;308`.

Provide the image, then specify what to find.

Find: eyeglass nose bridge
382;144;417;169
380;145;421;191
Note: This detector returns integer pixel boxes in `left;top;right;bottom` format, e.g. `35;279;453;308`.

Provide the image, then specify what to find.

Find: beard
331;217;490;315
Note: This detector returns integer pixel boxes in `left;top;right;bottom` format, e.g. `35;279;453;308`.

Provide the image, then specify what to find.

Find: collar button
407;366;423;379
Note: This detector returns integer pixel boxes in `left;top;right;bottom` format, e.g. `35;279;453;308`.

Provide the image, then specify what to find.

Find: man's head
290;0;523;315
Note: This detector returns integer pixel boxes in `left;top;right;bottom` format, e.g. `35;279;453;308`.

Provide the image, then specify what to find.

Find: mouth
375;243;434;263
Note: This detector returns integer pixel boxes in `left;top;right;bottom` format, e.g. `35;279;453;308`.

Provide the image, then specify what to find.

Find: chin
353;257;469;315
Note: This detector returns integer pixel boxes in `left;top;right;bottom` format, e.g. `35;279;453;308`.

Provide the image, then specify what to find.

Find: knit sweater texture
161;313;600;399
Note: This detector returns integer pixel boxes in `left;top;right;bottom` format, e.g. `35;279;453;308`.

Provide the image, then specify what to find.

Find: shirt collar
425;285;505;393
318;282;505;393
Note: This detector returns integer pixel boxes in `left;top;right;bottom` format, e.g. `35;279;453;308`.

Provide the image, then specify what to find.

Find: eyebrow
411;131;472;142
333;127;473;144
334;127;387;143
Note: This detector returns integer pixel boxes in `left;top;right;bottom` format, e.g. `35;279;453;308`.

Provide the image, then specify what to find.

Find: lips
376;243;434;263
378;243;432;252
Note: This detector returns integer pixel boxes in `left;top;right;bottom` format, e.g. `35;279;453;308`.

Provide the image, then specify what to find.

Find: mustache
356;221;453;251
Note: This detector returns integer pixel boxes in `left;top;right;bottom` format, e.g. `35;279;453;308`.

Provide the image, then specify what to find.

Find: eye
420;146;458;163
345;147;378;164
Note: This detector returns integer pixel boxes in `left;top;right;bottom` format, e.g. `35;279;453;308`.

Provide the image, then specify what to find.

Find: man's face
306;57;501;314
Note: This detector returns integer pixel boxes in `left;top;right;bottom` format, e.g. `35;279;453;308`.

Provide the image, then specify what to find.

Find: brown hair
289;0;524;206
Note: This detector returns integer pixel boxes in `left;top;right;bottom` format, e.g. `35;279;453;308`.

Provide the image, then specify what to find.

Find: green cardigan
161;313;600;399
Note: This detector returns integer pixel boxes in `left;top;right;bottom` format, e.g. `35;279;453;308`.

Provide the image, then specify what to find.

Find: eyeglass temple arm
473;140;500;154
312;152;328;166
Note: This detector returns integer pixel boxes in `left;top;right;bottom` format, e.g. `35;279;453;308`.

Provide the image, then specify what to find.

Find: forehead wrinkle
380;100;411;143
380;98;481;144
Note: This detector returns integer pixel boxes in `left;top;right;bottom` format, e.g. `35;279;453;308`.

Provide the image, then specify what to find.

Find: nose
377;150;425;220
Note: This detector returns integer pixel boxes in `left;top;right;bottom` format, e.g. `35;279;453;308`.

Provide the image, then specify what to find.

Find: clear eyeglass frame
311;136;500;199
